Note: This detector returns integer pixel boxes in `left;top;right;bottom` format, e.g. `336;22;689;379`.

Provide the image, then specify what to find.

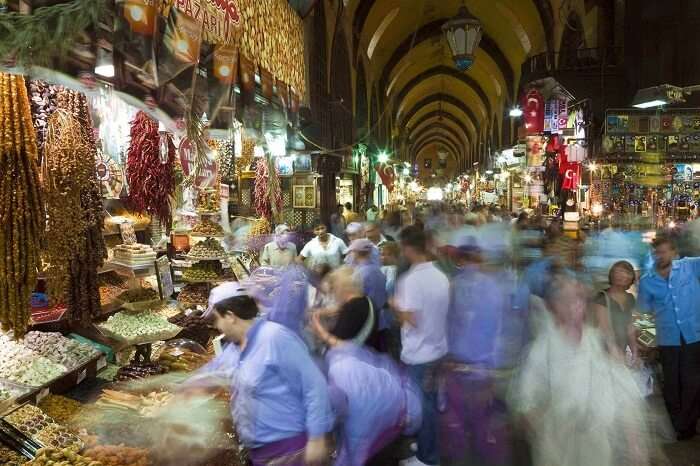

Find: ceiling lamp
442;3;483;72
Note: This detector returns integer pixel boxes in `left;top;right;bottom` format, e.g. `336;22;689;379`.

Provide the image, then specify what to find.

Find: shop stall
514;83;591;221
0;0;308;463
596;108;700;227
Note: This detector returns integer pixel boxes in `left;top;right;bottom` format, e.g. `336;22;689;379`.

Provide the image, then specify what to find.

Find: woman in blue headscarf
311;298;422;466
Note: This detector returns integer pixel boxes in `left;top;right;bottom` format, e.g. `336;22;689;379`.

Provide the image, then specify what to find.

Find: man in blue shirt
192;295;334;465
638;236;700;440
441;241;529;465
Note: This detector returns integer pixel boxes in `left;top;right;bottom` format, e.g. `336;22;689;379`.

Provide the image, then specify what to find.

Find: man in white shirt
298;223;348;270
260;224;297;267
391;225;449;466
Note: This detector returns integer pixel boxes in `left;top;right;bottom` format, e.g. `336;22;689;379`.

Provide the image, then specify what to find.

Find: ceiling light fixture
509;107;523;117
442;2;483;72
631;84;686;108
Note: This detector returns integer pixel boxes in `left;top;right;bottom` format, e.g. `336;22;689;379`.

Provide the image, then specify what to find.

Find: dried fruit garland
213;139;235;184
253;156;282;221
54;89;107;324
28;80;59;157
42;109;91;305
126;111;176;225
0;73;45;337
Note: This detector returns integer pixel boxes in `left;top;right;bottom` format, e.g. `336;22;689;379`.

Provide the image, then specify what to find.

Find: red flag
375;163;396;192
522;89;544;135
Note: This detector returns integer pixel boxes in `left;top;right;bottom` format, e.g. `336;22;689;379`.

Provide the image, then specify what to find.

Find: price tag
77;369;87;384
97;356;107;371
36;388;50;403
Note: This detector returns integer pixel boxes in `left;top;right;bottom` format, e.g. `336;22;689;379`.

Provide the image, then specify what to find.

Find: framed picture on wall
293;154;312;172
275;156;294;176
293;185;316;208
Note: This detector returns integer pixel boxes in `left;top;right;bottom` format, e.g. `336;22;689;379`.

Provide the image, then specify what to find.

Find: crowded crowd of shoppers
183;202;700;466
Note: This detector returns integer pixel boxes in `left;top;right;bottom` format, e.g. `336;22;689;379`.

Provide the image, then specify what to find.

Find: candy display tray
10;353;103;406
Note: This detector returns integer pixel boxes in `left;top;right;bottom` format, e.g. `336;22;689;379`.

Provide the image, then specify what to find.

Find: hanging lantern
442;3;483;72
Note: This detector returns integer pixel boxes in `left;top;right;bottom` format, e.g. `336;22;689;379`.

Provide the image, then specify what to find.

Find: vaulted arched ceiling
413;131;462;160
409;116;469;150
415;137;461;162
412;122;467;154
405;101;477;141
407;110;471;147
345;0;550;168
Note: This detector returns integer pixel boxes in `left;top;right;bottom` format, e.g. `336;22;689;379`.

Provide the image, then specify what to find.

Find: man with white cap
260;224;297;267
344;222;381;267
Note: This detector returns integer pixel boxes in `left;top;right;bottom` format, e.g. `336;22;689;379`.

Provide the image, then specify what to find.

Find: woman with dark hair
311;300;422;466
592;260;639;359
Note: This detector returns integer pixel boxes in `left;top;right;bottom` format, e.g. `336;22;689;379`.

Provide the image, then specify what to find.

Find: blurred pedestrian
592;260;639;360
331;204;347;238
347;239;387;351
311;302;422;466
639;236;700;440
344;202;361;223
197;295;334;466
390;226;449;466
299;223;347;270
260;224;297;267
513;276;656;466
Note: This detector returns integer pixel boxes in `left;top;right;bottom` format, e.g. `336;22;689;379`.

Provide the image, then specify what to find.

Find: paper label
77;369;87;384
36;388;50;403
97;356;107;371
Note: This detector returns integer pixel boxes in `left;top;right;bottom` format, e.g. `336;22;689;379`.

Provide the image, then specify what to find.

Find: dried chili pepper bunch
253;156;282;221
56;89;107;324
126;111;176;225
0;73;45;337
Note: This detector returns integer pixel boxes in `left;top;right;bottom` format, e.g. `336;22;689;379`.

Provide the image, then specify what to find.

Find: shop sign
155;256;175;299
174;0;242;44
179;138;218;187
544;98;567;133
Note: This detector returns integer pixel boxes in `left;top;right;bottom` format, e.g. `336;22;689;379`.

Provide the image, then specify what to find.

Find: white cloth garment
512;320;662;466
299;234;348;269
395;262;449;365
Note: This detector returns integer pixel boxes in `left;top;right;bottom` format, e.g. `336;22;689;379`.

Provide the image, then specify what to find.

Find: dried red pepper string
125;111;176;226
